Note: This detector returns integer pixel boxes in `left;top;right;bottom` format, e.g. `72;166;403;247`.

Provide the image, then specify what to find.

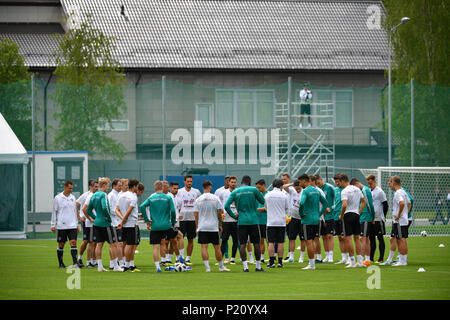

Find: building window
215;89;274;127
216;91;234;127
97;120;129;131
335;91;353;127
195;103;213;127
296;89;353;128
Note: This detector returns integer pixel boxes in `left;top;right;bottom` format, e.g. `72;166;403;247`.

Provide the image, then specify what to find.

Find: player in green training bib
316;175;336;263
255;179;268;264
298;174;328;270
139;180;181;272
332;174;348;265
225;175;265;272
86;177;123;272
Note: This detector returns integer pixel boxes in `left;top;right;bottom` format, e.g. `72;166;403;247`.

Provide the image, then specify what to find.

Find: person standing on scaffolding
299;82;312;128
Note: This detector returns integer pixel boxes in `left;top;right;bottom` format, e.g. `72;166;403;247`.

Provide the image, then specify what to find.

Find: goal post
358;167;450;236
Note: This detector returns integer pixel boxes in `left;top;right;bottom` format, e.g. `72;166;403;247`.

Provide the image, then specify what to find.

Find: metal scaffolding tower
274;79;336;182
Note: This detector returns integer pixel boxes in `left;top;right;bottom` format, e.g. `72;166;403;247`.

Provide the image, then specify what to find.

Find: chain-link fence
359;167;450;236
1;76;449;238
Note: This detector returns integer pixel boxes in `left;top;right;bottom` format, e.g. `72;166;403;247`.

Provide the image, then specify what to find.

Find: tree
382;0;450;166
52;18;127;160
0;38;34;149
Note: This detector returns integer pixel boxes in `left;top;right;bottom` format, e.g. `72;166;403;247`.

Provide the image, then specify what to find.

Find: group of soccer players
51;171;413;273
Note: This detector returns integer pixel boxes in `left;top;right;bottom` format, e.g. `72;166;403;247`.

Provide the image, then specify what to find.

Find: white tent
0;113;28;239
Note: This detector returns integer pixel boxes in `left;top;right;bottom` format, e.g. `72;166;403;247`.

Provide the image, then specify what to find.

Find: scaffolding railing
273;96;336;182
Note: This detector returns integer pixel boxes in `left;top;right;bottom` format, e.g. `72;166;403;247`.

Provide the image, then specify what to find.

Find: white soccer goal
359;167;450;236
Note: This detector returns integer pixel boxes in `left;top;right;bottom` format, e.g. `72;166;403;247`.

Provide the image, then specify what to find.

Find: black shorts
150;227;178;245
267;226;286;243
343;212;361;236
179;220;197;240
238;225;261;245
258;224;267;239
372;221;386;236
83;226;95;242
302;224;319;241
287;218;302;240
300;103;311;115
335;219;344;236
222;222;238;241
360;222;373;237
115;227;123;242
56;229;77;243
198;231;220;245
93;226;117;244
408;220;412;229
391;223;409;239
320;219;335;236
122;226;140;245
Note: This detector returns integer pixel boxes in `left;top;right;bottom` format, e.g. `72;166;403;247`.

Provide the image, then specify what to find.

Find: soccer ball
420;230;428;237
174;262;186;272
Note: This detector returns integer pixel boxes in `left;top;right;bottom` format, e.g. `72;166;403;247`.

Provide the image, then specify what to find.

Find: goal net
358;167;450;236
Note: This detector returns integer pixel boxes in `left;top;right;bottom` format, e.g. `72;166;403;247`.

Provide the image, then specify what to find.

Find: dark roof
0;0;61;5
1;0;389;70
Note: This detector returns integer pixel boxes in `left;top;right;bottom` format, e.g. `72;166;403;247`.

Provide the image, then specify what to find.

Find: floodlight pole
411;78;414;167
411;78;415;232
388;30;392;168
388;17;410;168
162;75;166;181
31;74;36;238
287;76;292;177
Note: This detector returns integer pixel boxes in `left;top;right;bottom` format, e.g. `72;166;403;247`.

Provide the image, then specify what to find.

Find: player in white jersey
51;180;80;268
75;179;97;267
81;182;99;268
116;179;129;264
214;176;230;199
366;174;389;263
299;83;313;128
350;178;376;266
108;179;124;269
338;174;367;268
194;180;230;272
117;179;129;205
281;176;304;263
293;180;307;262
176;175;202;265
219;176;240;264
119;179;129;195
280;174;293;261
381;176;410;266
116;179;145;272
265;179;290;268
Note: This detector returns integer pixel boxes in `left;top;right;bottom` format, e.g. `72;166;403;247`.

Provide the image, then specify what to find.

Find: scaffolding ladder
274;99;335;182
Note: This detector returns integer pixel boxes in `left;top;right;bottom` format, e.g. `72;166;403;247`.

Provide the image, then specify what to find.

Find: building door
52;157;84;199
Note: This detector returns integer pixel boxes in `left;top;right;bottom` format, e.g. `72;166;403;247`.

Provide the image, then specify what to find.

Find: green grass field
0;237;449;300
